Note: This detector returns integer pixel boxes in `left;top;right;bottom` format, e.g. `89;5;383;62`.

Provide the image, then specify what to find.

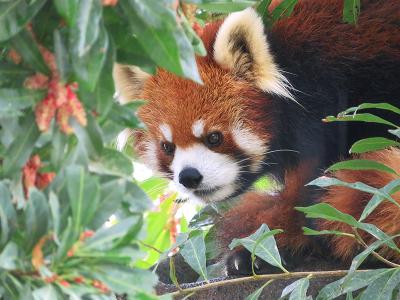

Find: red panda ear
213;8;293;100
113;64;151;104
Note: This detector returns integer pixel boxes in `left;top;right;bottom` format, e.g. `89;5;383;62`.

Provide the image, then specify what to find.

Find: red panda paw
226;247;284;276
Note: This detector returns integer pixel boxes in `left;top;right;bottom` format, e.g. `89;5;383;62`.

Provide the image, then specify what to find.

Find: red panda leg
318;148;400;263
216;163;318;274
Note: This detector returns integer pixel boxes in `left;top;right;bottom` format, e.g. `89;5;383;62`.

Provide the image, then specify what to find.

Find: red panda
114;0;400;275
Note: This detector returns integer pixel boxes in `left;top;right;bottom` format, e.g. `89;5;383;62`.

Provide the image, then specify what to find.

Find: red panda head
114;8;293;202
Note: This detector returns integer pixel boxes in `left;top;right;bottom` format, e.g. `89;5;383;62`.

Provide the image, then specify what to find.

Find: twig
353;228;400;268
139;241;163;254
169;269;368;297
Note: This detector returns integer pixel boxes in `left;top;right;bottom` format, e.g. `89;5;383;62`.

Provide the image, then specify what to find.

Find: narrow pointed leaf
350;137;400;154
229;224;285;271
180;232;208;281
327;159;399;176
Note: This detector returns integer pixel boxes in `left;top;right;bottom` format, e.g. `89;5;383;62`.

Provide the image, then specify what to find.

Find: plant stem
168;269;367;297
353;228;400;268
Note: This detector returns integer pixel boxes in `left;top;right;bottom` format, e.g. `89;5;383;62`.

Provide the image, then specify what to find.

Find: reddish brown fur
319;148;400;262
272;0;400;61
216;162;318;254
218;148;400;263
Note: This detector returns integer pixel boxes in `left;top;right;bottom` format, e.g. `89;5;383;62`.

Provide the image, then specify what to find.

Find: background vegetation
1;0;399;299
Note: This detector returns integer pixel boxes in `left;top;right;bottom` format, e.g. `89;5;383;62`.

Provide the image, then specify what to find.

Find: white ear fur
113;64;151;104
213;8;294;100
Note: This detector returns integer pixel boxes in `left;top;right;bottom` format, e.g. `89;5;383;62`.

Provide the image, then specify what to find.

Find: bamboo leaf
245;280;274;300
350;137;400;154
324;113;398;128
180;231;208;281
229;224;285;272
327;159;399;176
342;0;360;24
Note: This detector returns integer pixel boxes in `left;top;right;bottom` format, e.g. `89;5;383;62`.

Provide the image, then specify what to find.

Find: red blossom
73;276;85;284
35;95;57;132
102;0;118;6
22;155;55;197
59;280;70;288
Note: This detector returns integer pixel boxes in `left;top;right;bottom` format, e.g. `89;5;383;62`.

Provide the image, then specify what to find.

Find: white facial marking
171;143;239;202
159;123;173;142
192;119;205;138
232;125;267;172
141;140;159;171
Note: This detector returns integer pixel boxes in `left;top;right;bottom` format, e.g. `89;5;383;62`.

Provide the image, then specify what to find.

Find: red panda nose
179;167;203;189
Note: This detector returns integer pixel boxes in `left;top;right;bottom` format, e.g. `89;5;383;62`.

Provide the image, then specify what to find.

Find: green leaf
190;0;257;13
89;148;133;177
324;113;398;128
342;0;360;24
0;88;45;117
123;181;153;213
245;280;274;300
280;277;310;300
94;38;115;118
180;10;206;57
89;178;125;229
257;0;273;27
180;231;208;281
49;191;61;243
50;128;68;169
354;269;396;300
71;114;104;160
24;189;50;250
54;29;71;83
55;217;75;261
69;0;102;57
72;24;109;91
341;102;400;116
317;269;393;300
83;216;140;250
229;224;285;272
2;114;40;176
349;234;400;273
0;62;33;87
108;102;145;128
66;165;100;234
296;203;359;227
359;179;400;222
302;227;354;237
11;29;49;75
350;137;400;154
271;0;298;22
0;242;19;270
89;264;158;295
120;0;202;83
372;269;400;300
53;0;78;26
0;0;46;42
389;129;400;139
327;159;399;176
307;177;398;205
0;182;16;248
32;284;62;300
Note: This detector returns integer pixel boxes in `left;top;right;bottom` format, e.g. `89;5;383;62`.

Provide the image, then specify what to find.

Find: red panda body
114;0;400;274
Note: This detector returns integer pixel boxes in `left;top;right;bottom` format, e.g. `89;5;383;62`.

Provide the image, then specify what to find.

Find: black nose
179;168;203;189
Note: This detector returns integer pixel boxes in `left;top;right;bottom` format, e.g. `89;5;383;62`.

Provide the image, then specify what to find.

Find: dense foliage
0;0;395;299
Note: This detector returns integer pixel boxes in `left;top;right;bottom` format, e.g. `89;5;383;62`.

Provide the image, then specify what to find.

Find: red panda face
135;64;272;202
114;8;293;202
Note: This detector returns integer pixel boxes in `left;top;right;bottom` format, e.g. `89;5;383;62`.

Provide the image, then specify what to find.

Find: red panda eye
205;131;223;147
161;141;175;155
